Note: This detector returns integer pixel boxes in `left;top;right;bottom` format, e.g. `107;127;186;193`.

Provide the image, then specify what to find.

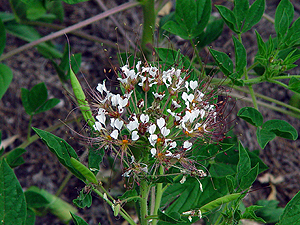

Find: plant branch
0;1;140;61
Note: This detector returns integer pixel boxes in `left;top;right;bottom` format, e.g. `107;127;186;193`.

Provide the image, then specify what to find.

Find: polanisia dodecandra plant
89;58;231;189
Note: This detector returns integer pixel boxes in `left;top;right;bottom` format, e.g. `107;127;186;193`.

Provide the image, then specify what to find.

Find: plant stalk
141;0;155;54
140;179;149;225
152;165;164;225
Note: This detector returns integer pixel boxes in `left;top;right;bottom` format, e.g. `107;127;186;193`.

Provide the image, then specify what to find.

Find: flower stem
140;179;149;225
152;165;164;225
141;0;155;54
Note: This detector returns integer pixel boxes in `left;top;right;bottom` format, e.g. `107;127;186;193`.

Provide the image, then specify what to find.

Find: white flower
110;130;119;139
161;126;170;137
172;100;181;109
157;118;165;130
127;120;139;131
96;113;106;125
196;90;204;101
182;92;194;102
114;119;124;130
136;61;142;71
132;131;139;141
190;80;198;90
169;141;177;149
180;175;186;184
96;80;108;94
149;134;158;146
148;124;156;134
150;148;157;157
140;114;149;123
183;140;192;150
94;121;104;131
152;92;165;100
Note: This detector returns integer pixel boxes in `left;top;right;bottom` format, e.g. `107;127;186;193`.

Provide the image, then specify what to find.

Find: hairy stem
141;0;155;54
140;179;149;225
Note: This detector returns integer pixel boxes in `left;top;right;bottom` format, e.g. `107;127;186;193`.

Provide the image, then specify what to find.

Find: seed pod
69;67;95;129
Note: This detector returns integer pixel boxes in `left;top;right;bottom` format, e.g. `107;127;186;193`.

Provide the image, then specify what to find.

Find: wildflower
90;59;230;185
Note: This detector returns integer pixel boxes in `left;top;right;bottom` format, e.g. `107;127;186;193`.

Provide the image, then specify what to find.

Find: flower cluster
91;60;229;182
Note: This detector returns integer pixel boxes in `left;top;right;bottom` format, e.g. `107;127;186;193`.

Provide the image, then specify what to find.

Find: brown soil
0;0;300;224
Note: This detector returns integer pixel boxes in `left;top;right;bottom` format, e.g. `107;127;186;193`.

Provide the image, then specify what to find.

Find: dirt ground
1;0;300;224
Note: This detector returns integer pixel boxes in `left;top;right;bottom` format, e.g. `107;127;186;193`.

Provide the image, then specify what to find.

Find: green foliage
70;157;98;184
73;188;92;208
255;200;284;223
0;159;27;225
25;186;77;223
0;64;13;100
237;107;263;127
256;119;298;148
278;190;300;224
5;148;26;168
32;127;86;181
21;82;60;116
162;0;211;40
71;212;89;225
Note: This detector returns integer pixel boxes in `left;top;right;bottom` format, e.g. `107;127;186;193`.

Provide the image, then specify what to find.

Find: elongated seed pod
69;67;95;129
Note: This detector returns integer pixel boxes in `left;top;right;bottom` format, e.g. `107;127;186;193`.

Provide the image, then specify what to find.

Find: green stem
190;40;204;75
140;179;149;225
272;75;300;80
27;115;33;140
269;79;289;89
152;165;164;225
93;187;137;225
141;0;155;54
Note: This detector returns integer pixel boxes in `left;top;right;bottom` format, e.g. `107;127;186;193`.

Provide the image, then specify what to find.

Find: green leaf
242;0;265;33
25;207;36;225
209;48;233;76
276;10;289;43
233;0;249;31
288;77;300;94
88;144;104;176
0;159;27;225
255;200;284;223
162;0;211;39
237;107;263;127
70;157;98;184
161;177;228;214
196;18;224;48
21;82;58;115
255;31;267;57
158;210;185;223
32;128;85;181
25;186;77;223
0;64;13;100
73;188;92;208
5;148;26;168
237;142;251;183
284;17;300;47
233;36;247;77
256;120;298;148
242;205;265;223
21;83;47;115
278;190;300;225
275;0;294;37
34;98;60;114
240;163;259;190
118;189;139;202
0;18;6;56
215;5;238;33
26;0;47;20
25;187;50;208
71;212;89;225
